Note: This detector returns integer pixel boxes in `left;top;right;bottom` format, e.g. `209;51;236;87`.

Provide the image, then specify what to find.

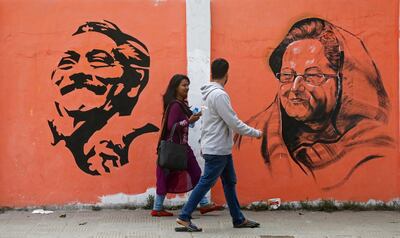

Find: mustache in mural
58;73;111;96
48;20;159;176
60;82;108;96
286;92;308;102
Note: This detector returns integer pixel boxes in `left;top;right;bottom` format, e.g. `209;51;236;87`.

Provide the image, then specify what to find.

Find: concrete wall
0;0;398;207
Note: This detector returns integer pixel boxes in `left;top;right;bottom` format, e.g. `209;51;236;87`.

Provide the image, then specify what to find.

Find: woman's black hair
162;74;190;114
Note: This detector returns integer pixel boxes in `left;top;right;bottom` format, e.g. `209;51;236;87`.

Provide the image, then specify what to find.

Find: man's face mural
278;39;338;122
48;21;159;175
53;32;124;113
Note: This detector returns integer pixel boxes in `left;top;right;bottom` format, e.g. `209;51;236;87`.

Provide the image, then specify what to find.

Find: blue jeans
178;154;245;225
153;194;166;211
199;195;210;207
153;194;209;211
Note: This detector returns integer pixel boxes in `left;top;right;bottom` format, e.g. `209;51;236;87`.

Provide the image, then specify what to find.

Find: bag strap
168;123;178;142
157;105;171;152
157;101;185;150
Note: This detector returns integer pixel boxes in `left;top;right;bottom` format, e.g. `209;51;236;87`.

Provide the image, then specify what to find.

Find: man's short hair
211;58;229;79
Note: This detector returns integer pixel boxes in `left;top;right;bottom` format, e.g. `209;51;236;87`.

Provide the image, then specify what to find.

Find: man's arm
214;93;261;138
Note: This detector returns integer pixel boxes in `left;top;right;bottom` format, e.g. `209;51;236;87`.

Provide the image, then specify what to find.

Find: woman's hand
189;112;202;124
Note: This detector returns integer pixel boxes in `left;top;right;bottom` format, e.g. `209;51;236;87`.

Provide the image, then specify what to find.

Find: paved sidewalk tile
0;209;399;238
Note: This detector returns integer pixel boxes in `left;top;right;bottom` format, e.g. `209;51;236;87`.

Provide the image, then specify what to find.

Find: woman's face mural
278;39;338;122
48;21;159;176
235;17;395;191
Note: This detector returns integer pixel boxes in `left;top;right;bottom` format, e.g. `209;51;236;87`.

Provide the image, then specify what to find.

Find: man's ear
127;69;146;98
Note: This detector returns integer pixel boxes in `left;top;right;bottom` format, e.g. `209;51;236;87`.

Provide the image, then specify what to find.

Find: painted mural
210;0;398;204
0;0;188;206
48;21;159;175
236;17;395;190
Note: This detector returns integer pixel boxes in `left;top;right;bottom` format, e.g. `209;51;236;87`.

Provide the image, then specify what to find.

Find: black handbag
157;123;188;170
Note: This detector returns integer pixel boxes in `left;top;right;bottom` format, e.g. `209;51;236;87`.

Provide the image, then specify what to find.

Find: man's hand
256;130;263;139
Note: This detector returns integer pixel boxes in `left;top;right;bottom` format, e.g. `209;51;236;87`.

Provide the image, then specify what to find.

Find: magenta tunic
156;100;201;195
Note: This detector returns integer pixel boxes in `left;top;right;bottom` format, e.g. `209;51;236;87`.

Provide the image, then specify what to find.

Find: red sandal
151;210;173;217
198;204;224;215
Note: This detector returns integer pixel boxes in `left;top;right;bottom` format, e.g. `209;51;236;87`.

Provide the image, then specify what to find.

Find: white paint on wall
186;0;211;201
99;188;156;206
99;187;196;207
34;197;400;210
186;0;211;170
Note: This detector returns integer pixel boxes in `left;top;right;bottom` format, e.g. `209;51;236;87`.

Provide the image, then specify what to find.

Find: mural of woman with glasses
236;18;395;190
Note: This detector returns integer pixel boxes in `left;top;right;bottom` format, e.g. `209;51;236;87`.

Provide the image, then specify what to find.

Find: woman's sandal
176;218;202;232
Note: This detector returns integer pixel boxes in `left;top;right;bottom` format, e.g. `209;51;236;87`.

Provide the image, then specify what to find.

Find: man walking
176;58;263;231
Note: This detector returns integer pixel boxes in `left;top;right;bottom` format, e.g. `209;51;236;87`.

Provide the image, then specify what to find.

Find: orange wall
0;0;399;207
211;0;399;204
0;0;186;206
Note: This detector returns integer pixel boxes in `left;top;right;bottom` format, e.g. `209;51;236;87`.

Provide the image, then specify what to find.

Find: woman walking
152;74;223;216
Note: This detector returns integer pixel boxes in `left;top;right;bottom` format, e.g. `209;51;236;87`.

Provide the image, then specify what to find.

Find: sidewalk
0;209;399;238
